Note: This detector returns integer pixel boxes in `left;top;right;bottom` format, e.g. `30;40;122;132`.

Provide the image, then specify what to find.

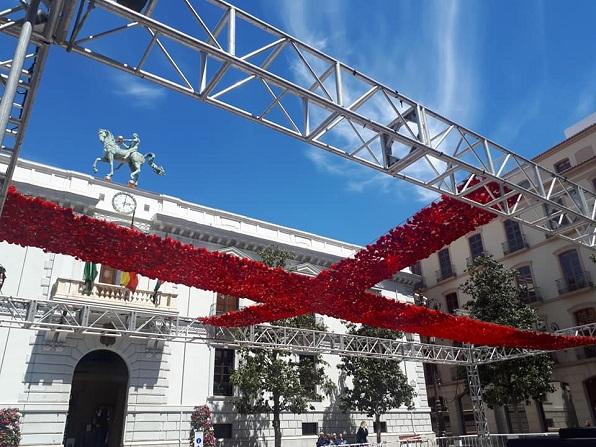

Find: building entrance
64;350;128;447
586;376;596;424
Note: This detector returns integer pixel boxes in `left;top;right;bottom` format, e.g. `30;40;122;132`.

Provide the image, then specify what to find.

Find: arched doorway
64;350;128;447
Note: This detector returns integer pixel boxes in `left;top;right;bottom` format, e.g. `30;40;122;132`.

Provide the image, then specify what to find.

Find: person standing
356;421;368;444
316;432;329;447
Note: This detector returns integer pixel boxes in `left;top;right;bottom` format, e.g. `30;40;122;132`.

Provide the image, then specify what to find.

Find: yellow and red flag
120;271;139;292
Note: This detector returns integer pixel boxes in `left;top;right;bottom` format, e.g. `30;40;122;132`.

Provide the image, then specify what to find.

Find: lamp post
0;265;6;292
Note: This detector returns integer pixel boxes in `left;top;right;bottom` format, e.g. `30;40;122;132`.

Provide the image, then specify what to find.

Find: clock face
112;192;137;215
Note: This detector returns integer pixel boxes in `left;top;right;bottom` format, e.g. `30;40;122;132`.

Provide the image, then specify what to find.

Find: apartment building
414;118;596;436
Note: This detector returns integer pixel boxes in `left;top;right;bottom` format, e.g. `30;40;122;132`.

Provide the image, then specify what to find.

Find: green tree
460;255;554;414
338;325;416;443
230;246;334;447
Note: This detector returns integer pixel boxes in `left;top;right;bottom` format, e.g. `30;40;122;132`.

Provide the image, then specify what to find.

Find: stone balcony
52;278;178;313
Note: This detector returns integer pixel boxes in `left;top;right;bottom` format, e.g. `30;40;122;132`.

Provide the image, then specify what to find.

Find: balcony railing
501;234;529;255
52;278;177;311
556;271;593;295
435;265;456;282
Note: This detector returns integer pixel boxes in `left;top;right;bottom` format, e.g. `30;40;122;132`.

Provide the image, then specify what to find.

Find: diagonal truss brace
0;0;588;249
0;295;585;365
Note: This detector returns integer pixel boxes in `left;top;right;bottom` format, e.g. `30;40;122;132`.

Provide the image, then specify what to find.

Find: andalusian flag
152;280;163;305
120;271;139;292
82;262;98;295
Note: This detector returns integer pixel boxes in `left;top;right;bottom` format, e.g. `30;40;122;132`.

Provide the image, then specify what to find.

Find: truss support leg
466;361;490;447
0;0;42;216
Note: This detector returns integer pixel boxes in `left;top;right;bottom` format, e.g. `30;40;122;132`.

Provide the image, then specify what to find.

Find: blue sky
9;0;596;245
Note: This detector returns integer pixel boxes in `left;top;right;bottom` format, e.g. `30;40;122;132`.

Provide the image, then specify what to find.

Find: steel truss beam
0;295;582;365
466;361;490;445
1;0;591;248
0;0;52;214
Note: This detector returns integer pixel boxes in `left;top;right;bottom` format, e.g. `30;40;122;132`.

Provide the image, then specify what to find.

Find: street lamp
0;265;6;291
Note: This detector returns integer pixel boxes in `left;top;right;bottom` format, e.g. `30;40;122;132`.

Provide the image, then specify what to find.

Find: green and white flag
82;262;98;295
152;280;163;305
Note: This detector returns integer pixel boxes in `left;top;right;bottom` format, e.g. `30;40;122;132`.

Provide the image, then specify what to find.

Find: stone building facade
0;155;432;446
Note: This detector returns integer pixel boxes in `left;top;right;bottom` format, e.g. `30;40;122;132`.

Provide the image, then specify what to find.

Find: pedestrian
356;421;368;444
329;433;337;445
316;431;329;447
336;433;348;445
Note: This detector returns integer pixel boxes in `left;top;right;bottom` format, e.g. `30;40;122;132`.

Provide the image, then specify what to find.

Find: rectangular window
424;363;439;385
213;348;235;396
410;261;422;276
557;250;587;293
99;265;121;285
302;422;318;436
438;249;454;281
468;234;484;259
554;158;571;173
503;220;526;254
516;265;538;303
213;424;233;439
574;309;596;358
445;292;459;314
373;421;387;433
215;294;239;315
544;197;572;230
518;180;531;190
299;355;317;395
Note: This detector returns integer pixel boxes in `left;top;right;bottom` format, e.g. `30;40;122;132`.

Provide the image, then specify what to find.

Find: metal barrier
434;433;558;447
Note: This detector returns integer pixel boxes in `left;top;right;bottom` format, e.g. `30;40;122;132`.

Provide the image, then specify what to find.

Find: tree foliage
461;255;554;408
338;325;416;443
231;245;334;447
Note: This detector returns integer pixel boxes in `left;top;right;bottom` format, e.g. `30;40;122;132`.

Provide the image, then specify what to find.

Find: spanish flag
120;271;139;292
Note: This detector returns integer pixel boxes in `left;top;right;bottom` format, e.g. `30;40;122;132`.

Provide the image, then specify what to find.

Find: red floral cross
0;186;593;350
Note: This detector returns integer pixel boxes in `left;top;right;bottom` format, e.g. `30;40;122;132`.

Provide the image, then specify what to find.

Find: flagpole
124;206;137;300
130;207;136;229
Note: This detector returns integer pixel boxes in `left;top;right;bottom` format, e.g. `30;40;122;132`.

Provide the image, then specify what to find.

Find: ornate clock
112;192;137;215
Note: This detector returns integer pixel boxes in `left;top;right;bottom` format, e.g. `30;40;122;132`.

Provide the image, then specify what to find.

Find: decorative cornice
393;271;422;287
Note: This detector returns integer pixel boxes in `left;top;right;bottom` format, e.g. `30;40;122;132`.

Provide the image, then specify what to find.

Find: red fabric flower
0;186;594;350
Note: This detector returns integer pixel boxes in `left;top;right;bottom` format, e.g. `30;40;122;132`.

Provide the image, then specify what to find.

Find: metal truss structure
2;0;594;248
1;2;595;438
466;363;490;446
556;322;596;338
0;0;53;214
0;295;583;366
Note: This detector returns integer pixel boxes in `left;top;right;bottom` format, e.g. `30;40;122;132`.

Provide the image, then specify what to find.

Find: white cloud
276;0;482;203
575;92;595;119
111;73;166;107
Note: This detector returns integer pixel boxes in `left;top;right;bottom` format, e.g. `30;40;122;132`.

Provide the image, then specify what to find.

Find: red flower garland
0;186;594;350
